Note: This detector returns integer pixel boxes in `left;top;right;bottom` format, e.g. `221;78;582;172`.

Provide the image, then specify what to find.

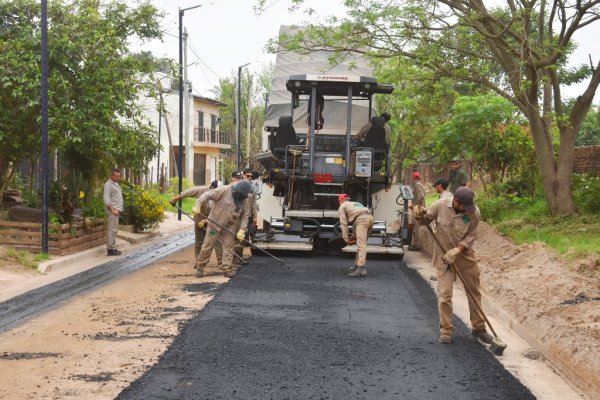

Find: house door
193;153;206;185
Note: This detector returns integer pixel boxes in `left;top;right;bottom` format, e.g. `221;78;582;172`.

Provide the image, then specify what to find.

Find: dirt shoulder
418;221;600;399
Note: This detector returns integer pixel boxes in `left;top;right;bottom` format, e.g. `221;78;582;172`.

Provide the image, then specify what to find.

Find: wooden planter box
0;219;106;256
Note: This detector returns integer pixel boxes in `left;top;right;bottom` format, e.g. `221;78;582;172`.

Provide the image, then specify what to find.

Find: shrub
168;177;193;195
572;174;600;214
121;182;166;231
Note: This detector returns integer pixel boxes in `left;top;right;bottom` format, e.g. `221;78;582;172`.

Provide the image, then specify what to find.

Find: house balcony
194;128;232;150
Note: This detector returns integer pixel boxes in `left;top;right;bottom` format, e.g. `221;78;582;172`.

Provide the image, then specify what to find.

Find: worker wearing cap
408;171;426;251
193;180;252;278
338;194;374;277
433;178;452;199
448;158;469;194
169;180;224;264
414;186;493;345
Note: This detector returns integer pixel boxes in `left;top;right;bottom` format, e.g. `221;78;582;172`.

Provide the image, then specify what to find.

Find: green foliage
0;0;164;192
576;107;600;146
572;174;600;214
82;196;107;220
121;182;166;231
161;193;195;215
168;177;193;195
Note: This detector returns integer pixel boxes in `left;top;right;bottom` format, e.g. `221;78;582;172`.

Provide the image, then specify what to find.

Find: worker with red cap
338;193;374;277
408;171;426;251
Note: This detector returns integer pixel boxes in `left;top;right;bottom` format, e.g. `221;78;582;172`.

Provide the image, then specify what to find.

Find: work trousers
107;212;118;251
408;209;422;246
195;227;234;270
435;247;486;335
354;213;374;267
195;225;223;265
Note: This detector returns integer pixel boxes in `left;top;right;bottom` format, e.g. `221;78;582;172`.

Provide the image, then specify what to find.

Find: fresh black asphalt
117;254;534;400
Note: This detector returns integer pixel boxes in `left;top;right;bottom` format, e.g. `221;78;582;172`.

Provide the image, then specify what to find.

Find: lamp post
236;63;250;171
178;4;201;220
41;0;49;253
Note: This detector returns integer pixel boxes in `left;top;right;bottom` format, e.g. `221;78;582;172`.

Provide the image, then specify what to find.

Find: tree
576;106;600;146
0;0;164;200
433;94;536;194
266;0;600;215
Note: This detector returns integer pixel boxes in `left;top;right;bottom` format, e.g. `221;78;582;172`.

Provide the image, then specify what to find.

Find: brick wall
574;146;600;176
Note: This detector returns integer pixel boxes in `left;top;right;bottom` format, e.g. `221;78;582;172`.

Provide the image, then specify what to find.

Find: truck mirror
293;93;300;109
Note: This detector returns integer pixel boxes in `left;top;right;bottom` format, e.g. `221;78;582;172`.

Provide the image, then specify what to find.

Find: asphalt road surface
117;254;534;400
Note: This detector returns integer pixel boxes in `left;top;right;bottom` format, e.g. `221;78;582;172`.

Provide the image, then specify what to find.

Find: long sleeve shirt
195;185;250;233
422;197;480;254
338;201;370;241
412;181;426;207
103;179;123;212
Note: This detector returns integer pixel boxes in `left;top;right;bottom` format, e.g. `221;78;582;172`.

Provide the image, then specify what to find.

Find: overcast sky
134;0;599;101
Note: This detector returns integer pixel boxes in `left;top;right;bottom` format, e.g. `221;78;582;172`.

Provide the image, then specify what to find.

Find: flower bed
0;219;106;255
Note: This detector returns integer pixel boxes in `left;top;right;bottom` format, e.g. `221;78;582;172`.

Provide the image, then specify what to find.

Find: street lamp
41;0;49;253
177;4;202;220
236;63;250;171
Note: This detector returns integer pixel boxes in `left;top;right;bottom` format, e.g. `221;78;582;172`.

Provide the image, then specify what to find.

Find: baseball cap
412;171;421;179
338;193;350;203
231;171;241;179
454;186;476;214
210;180;219;188
450;157;461;163
433;178;449;189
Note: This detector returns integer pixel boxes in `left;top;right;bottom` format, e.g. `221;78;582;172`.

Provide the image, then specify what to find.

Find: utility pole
178;4;201;220
236;63;249;171
246;72;252;168
184;28;193;184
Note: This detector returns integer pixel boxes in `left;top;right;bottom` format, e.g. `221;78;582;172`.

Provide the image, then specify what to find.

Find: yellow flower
79;191;85;199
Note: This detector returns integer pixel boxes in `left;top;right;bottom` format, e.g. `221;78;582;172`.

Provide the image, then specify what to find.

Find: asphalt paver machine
254;71;404;257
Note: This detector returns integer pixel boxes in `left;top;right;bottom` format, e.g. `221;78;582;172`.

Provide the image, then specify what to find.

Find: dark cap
433;178;449;189
231;171;241;179
450;157;461;163
242;167;252;175
210;180;219;188
454;186;476;214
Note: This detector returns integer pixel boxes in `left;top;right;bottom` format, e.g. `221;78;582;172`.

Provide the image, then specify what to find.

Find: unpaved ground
0;247;227;399
0;221;599;398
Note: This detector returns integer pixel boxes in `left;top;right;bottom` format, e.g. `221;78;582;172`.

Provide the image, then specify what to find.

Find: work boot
472;329;494;344
407;244;421;251
348;267;367;277
349;265;358;273
439;333;452;344
107;249;122;256
223;266;237;278
195;268;205;277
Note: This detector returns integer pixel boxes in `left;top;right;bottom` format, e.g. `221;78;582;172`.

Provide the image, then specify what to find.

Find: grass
4;248;50;270
161;194;196;215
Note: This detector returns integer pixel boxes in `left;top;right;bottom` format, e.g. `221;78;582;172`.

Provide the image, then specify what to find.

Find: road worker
433;178;452;199
408;171;426;251
170;180;222;262
338;193;374;277
237;168;258;265
193;180;252;278
414;186;494;345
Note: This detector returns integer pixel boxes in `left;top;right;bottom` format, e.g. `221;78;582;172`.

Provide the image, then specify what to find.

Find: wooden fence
0;219;106;255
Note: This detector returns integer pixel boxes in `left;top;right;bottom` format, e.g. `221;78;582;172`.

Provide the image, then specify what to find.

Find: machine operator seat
274;116;300;158
360;116;388;168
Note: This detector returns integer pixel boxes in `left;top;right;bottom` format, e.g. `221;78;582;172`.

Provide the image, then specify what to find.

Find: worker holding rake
414;187;495;345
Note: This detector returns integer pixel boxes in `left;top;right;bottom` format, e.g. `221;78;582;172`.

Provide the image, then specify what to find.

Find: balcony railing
194;128;231;146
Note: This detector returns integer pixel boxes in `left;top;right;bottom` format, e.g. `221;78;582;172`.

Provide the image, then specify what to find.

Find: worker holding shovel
414;187;495;346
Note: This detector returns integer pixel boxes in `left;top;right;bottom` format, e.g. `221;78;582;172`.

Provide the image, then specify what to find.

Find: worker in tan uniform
170;180;222;262
408;171;426;251
338;193;374;277
414;186;494;345
193;180;252;278
237;168;258;266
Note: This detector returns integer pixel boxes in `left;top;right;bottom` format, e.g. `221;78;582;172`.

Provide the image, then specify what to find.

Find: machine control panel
354;150;372;177
399;185;414;200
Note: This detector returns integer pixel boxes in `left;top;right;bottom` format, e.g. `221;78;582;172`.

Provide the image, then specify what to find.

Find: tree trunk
527;111;576;215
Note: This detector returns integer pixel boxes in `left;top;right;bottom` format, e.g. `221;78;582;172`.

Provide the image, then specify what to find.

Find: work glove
236;229;246;241
442;247;461;264
169;197;178;207
192;206;200;216
197;219;206;228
